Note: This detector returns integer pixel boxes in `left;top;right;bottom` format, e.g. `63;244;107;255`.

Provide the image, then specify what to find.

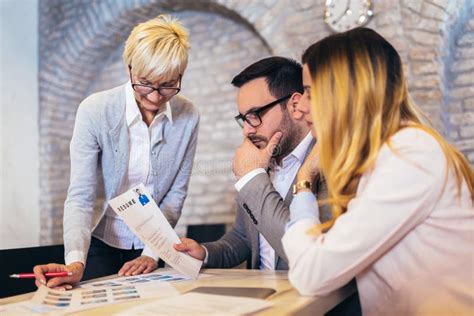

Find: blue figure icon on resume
134;188;150;206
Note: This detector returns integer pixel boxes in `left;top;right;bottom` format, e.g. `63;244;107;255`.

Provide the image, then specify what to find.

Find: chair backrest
186;224;226;243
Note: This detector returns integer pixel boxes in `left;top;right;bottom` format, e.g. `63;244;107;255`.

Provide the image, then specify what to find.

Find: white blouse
282;128;474;315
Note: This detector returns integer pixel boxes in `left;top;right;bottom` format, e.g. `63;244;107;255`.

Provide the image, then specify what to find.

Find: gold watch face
324;0;374;33
293;181;312;194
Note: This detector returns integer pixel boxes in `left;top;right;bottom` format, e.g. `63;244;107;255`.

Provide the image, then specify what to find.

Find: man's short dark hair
231;56;303;103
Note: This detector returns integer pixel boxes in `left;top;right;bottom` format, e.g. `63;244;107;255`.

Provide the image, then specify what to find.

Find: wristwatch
292;180;313;195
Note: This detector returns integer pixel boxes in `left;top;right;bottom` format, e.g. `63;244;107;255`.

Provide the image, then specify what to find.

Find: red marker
9;272;73;278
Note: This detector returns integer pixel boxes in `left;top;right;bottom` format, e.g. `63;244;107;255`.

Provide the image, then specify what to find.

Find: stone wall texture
38;0;474;244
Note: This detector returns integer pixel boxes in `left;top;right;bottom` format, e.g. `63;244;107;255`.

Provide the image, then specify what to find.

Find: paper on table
108;184;202;279
28;282;179;314
80;270;215;289
114;292;273;316
0;301;45;315
80;271;191;289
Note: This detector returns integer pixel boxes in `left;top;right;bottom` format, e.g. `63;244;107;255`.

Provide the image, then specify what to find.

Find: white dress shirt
235;132;313;270
67;82;172;265
282;128;474;315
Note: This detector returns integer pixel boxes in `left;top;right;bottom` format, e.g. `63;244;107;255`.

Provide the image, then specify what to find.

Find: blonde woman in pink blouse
282;28;474;315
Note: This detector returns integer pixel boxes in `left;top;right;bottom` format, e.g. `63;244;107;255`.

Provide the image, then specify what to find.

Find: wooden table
0;268;356;315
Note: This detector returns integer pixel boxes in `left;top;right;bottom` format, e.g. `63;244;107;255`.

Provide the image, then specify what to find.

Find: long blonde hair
302;28;474;232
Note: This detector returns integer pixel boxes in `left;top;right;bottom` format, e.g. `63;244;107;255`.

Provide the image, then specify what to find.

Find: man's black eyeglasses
234;94;292;128
129;66;181;97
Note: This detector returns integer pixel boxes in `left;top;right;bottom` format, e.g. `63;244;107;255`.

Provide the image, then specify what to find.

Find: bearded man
175;57;328;270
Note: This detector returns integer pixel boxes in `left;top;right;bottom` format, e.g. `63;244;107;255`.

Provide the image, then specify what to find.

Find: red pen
9;272;73;278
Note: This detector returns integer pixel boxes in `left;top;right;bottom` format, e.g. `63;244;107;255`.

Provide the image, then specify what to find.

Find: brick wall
38;0;473;244
445;1;474;161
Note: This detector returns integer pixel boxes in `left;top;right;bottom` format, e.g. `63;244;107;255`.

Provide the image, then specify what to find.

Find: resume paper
108;184;202;279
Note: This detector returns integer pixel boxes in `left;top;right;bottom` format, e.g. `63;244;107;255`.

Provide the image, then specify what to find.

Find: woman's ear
287;93;304;120
127;65;133;79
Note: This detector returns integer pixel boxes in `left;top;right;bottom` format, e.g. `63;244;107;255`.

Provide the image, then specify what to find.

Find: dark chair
186;224;226;243
291;280;361;316
0;244;65;298
326;291;362;316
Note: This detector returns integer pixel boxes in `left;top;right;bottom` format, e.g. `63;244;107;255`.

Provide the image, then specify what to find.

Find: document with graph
108;184;202;279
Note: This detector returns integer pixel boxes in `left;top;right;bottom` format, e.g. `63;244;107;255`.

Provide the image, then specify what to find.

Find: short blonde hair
123;14;190;82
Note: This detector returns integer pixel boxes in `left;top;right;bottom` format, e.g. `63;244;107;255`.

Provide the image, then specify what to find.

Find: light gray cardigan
63;84;199;263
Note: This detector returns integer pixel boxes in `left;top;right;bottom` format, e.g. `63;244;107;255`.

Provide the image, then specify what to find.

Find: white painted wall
0;0;39;249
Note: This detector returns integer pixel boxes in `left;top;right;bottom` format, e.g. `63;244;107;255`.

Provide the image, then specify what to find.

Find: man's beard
247;111;302;164
274;112;301;164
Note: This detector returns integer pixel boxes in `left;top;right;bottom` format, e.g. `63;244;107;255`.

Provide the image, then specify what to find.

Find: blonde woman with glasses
33;15;199;290
282;28;473;315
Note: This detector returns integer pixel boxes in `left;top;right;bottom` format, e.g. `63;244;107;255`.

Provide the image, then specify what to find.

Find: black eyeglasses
234;94;292;128
129;66;182;97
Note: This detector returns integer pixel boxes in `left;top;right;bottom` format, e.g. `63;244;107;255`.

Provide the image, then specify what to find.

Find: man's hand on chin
232;132;282;180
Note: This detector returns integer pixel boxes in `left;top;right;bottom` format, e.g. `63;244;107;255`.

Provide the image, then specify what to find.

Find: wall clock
324;0;374;33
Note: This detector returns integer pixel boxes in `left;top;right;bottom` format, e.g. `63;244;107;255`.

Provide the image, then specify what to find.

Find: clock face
324;0;374;33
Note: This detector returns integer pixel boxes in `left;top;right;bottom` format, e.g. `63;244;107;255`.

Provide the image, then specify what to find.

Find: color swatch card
29;282;179;314
80;271;190;289
108;184;202;279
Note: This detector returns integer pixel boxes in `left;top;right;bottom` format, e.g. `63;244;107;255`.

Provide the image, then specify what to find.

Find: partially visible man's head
232;57;308;161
